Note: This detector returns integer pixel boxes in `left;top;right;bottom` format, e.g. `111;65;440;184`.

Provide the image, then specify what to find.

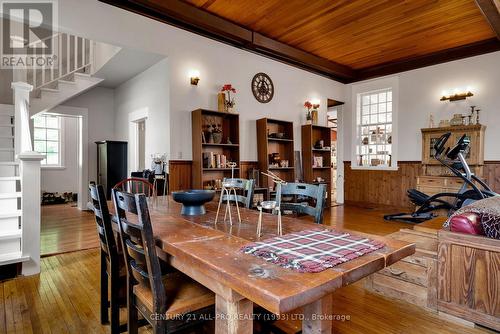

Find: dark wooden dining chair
89;183;126;334
114;177;157;199
221;178;255;208
276;182;327;224
112;188;215;334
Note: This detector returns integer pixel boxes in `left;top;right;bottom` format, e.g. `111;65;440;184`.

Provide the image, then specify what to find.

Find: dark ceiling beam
99;0;253;45
251;33;355;81
98;0;356;82
356;38;500;81
475;0;500;40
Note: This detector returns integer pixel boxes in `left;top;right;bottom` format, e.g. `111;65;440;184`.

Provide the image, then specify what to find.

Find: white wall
114;58;169;174
344;51;500;162
57;0;345;162
41;116;79;193
61;87;115;184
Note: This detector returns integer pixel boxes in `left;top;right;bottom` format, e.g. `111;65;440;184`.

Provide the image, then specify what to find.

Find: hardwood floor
29;202;492;333
0;249;492;334
40;203;408;256
41;204;99;256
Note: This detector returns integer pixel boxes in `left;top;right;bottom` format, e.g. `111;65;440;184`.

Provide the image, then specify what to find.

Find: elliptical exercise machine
384;132;497;224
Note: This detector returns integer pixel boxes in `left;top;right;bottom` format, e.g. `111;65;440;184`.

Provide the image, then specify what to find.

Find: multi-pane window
355;88;393;168
33;115;61;166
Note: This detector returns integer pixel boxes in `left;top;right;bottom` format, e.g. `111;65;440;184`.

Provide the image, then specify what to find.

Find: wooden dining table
110;196;415;334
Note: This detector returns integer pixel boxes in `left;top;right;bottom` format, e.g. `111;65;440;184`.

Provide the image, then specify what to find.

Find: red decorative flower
304;101;312;109
221;84;236;93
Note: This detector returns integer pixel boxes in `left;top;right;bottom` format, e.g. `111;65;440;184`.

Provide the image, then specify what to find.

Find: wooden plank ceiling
100;0;500;82
184;0;495;69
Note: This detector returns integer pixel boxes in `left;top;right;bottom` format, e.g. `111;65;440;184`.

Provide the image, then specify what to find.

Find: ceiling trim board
475;0;500;39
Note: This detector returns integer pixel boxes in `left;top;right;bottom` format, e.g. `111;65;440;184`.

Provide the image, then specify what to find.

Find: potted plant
304;101;313;124
221;84;237;113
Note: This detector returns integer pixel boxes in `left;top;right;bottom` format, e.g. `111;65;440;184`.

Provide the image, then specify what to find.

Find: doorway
327;99;344;205
137;119;146;171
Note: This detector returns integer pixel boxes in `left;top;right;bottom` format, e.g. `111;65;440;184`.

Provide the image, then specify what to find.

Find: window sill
350;165;399;171
41;166;66;170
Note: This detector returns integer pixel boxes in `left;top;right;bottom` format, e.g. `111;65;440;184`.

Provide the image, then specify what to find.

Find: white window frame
33;114;65;169
351;76;399;171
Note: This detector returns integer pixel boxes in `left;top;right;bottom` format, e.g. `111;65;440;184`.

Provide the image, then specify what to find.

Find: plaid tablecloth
241;228;385;273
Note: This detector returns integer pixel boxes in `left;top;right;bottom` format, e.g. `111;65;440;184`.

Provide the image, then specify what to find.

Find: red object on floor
241;228;385;273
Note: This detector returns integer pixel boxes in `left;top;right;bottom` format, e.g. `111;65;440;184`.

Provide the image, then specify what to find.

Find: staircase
26;33;104;115
0;105;28;266
0;32;113;274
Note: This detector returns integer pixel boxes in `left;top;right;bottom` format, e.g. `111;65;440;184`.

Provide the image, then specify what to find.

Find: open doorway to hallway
136;119;146;171
327;99;345;206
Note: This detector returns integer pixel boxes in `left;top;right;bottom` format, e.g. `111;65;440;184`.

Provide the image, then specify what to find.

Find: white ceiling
94;48;165;88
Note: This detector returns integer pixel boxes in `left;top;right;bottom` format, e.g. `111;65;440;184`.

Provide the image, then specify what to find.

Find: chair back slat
125;238;146;265
131;260;149;285
276;182;327;224
114;177;156;198
221;178;255;208
89;184;118;260
112;188;167;314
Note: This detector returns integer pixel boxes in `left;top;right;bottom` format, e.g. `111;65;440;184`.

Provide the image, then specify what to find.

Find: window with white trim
354;88;393;168
33;115;62;166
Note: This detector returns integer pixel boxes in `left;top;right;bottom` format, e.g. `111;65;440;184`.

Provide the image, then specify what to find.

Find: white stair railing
28;33;94;91
11;82;44;276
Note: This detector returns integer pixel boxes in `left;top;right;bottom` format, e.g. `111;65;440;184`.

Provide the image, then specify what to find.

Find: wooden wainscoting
169;160;258;192
344;160;500;209
169;160;192;192
344;161;423;209
484;161;500;191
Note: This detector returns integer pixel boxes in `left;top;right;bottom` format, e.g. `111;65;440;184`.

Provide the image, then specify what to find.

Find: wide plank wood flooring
41;204;99;256
40;203;408;256
0;248;492;334
30;202;493;333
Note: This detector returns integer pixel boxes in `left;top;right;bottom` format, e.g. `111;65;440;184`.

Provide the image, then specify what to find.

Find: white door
336;105;344;204
327;104;344;204
137;120;146;170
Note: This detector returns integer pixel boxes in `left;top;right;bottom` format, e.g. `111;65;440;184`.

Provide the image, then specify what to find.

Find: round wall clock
252;72;274;103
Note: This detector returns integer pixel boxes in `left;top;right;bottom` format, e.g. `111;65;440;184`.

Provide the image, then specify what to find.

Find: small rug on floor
241;228;385;273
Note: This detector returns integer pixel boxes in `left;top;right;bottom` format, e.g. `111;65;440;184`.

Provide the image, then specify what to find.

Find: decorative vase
217;93;226;112
311;109;318;125
227;106;235;113
450;114;463;126
212;132;223;144
306;119;312;125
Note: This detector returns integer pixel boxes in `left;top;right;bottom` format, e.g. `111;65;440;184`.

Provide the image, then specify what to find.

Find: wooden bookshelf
256;118;295;189
301;124;332;204
192;109;240;189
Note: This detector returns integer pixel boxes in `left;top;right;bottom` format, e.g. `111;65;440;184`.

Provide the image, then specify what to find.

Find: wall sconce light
440;91;473;102
189;70;200;85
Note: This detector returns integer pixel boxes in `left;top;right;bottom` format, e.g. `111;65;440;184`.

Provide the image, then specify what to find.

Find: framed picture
313;156;323;168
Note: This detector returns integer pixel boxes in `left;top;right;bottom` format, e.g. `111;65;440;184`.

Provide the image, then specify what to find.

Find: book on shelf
203;151;229;168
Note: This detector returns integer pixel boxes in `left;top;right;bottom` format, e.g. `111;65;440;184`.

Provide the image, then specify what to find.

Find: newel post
11;82;33;156
18;152;45;276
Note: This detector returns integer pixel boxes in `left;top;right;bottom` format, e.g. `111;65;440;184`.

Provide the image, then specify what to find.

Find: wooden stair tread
133;272;214;316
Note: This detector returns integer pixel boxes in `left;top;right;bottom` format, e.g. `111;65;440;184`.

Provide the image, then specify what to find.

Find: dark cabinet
96;141;127;198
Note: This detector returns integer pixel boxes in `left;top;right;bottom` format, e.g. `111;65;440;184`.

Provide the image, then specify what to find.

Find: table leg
215;295;253;334
302;294;333;334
